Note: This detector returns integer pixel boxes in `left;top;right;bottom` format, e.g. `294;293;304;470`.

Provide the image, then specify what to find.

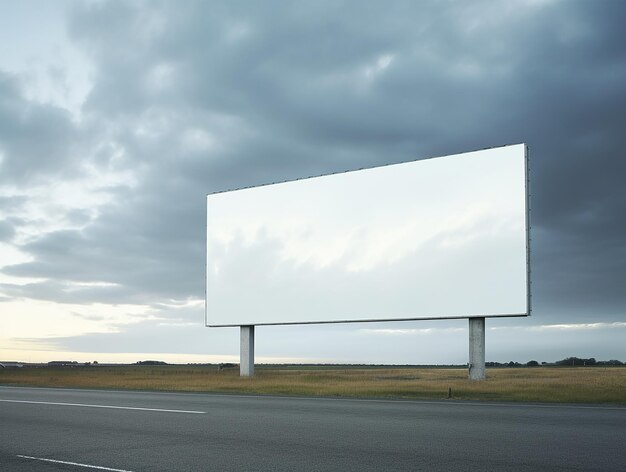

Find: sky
1;0;625;365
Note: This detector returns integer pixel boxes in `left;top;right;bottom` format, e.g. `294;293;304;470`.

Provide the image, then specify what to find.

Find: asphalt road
0;386;624;471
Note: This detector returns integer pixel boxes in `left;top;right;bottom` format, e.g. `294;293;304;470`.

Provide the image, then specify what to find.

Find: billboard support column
240;325;255;377
468;317;486;380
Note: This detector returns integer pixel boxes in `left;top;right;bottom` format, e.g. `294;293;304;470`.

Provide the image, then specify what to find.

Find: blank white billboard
206;144;529;327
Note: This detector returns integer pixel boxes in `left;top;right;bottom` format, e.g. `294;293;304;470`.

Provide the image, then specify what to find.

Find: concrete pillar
240;325;255;377
468;317;486;380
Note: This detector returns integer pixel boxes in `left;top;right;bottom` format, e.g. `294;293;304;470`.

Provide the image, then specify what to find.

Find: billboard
206;144;529;327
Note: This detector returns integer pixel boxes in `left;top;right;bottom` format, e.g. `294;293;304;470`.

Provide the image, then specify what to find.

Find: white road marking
17;455;134;471
0;399;205;414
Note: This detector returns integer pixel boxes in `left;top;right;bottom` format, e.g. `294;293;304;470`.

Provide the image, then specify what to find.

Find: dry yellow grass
1;366;625;404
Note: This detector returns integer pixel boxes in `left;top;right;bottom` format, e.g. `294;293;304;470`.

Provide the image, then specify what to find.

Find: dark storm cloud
2;1;625;324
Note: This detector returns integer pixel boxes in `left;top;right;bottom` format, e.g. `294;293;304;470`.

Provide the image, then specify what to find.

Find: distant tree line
553;357;623;366
486;357;624;367
4;358;624;369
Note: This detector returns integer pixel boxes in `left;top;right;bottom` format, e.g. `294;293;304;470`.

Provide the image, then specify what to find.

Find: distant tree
555;357;598;366
526;360;539;367
556;357;577;366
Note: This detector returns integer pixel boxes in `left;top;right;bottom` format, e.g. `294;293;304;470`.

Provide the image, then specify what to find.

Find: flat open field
2;365;625;404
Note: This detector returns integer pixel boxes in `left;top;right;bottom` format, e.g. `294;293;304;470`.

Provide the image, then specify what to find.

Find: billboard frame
205;143;531;328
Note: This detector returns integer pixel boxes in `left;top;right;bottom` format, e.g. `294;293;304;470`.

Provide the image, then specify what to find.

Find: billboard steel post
469;317;486;380
240;325;255;377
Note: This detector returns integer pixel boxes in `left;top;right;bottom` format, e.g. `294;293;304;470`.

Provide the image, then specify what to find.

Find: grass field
1;365;625;404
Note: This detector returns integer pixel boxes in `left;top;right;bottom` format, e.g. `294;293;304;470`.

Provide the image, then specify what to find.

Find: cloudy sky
1;0;625;365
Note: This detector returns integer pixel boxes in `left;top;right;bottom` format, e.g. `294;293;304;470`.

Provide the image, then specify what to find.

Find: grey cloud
0;73;80;184
47;322;238;358
3;219;203;304
0;280;136;305
0;219;14;242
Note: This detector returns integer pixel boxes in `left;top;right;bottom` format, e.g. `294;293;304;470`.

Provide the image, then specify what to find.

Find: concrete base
468;317;486;380
240;325;255;377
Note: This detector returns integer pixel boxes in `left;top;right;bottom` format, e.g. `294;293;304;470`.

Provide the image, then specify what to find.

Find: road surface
1;385;624;471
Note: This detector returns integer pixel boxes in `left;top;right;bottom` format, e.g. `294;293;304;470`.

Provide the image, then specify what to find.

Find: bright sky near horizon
1;0;625;364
